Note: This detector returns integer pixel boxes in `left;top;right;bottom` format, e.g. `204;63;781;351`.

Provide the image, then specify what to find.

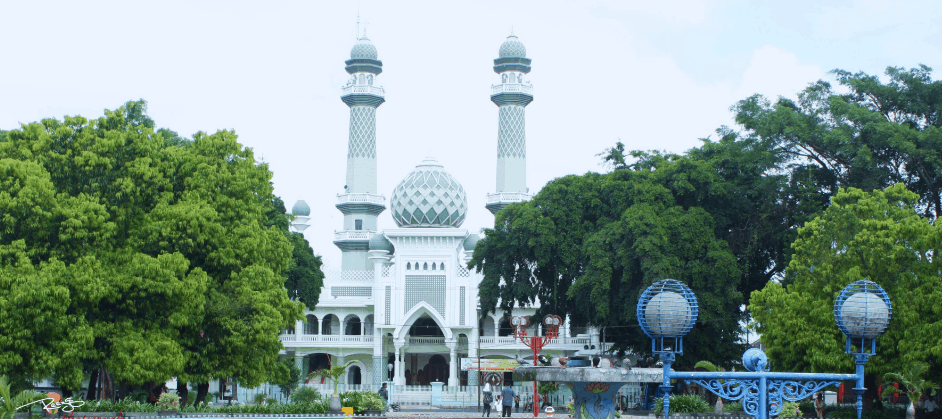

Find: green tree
882;364;938;419
270;357;302;398
471;154;747;366
732;65;942;221
749;185;942;376
0;101;305;396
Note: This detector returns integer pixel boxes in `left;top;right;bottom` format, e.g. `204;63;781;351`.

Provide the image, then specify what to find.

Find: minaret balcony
486;192;532;204
491;83;533;95
485;192;533;214
333;230;375;251
336;193;386;216
341;85;385;98
334;230;375;241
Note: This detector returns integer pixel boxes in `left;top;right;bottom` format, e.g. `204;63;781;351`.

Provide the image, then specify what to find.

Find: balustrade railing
333;230;375;241
336;193;386;206
486;192;532;204
491;83;534;95
341;85;385;97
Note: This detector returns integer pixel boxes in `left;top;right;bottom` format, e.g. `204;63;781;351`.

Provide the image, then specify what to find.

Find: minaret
334;35;387;271
486;32;533;215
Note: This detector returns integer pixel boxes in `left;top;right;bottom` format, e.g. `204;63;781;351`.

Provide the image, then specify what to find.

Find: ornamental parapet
336;193;387;216
342;85;386;97
486;192;532;215
341;85;386;107
491;83;533;95
333;230;374;251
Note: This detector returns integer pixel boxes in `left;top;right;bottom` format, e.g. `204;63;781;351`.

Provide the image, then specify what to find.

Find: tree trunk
907;401;916;419
86;369;100;400
177;381;189;407
194;382;209;407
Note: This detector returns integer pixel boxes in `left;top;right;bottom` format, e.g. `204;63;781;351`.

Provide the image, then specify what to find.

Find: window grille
460;286;466;325
405;275;446;316
385;286;391;324
331;286;372;297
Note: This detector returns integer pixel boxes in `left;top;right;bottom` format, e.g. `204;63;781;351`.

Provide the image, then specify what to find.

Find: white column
394;341;405;385
446;341;458;387
337;355;346;385
296;319;304;342
319;317;325;336
493;317;499;338
295;353;304;370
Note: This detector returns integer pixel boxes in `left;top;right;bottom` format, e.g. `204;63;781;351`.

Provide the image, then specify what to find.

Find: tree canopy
0;100;322;391
749;185;942;376
472;65;942;368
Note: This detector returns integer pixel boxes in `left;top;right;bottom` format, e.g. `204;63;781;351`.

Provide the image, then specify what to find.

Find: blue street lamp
637;279;892;419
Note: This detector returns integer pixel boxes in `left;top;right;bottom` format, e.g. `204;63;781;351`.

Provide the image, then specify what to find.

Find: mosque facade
280;34;599;390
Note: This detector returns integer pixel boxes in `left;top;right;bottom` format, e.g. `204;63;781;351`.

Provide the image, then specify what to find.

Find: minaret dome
351;36;379;60
499;34;527;58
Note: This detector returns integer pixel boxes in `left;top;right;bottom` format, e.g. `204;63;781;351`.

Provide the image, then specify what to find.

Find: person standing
483;382;494;417
502;385;517;417
515;396;520;413
378;383;388;411
815;393;825;419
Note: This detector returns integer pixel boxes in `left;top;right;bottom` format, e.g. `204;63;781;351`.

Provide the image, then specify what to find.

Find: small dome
390;157;468;228
463;234;481;251
369;233;395;255
499;34;526;58
291;200;310;216
351;36;379;60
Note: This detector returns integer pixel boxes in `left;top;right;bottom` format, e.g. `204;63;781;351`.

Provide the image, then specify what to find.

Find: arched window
502;74;507;83
423;262;428;270
358;74;366;84
367;75;373;85
407;262;411;270
440;262;445;270
432;263;437;271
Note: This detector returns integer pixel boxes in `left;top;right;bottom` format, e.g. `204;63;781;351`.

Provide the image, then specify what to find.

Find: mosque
279;33;600;392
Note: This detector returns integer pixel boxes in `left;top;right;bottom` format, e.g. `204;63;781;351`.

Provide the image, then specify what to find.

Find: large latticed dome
390;158;467;228
351;36;378;60
499;34;527;58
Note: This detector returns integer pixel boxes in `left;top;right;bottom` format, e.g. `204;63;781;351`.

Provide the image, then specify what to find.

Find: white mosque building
279;33;600;391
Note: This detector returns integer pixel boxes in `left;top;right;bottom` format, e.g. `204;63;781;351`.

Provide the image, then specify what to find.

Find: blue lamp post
637;279;891;419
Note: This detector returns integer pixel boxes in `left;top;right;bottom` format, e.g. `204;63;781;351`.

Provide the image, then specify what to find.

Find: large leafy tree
733;65;942;221
471;148;762;366
749;185;942;376
0;101;314;395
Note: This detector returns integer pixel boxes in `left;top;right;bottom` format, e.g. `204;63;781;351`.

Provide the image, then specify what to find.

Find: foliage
882;363;938;412
750;185;942;375
309;360;356;395
725;401;743;412
652;395;711;414
253;393;268;405
733;65;942;222
74;397;157;413
156;392;180;411
0;100;315;389
0;376;45;419
271;356;303;398
777;401;802;417
341;391;385;413
471;151;751;365
290;386;322;404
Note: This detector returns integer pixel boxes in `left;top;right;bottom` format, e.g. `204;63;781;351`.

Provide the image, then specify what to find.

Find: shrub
291;387;321;404
777;401;801;417
652;395;711;414
726;401;743;412
253;393;268;405
156;392;180;411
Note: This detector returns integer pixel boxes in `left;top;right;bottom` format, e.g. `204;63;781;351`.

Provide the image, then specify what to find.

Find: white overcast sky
2;1;940;268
